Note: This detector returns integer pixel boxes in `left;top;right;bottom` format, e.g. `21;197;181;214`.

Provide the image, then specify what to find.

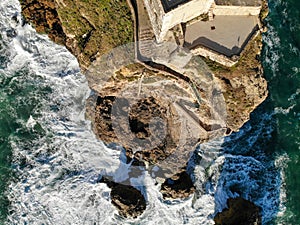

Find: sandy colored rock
20;0;66;44
20;0;133;70
85;47;228;179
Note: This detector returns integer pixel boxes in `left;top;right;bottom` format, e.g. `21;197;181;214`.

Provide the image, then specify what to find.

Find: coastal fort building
142;0;263;66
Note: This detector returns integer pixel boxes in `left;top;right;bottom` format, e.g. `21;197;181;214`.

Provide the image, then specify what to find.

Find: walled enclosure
143;0;214;42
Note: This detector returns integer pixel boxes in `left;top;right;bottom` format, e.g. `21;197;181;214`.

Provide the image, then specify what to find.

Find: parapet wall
213;5;261;16
143;0;165;42
144;0;261;43
160;0;213;42
191;46;238;67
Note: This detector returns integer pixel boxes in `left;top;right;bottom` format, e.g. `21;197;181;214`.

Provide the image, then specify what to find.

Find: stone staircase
138;27;155;57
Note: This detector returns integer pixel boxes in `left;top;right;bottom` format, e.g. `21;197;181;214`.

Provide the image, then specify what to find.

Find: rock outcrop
214;197;262;225
20;0;66;44
208;34;268;131
100;177;146;218
20;0;133;70
160;171;195;199
86;48;228;180
19;0;269;219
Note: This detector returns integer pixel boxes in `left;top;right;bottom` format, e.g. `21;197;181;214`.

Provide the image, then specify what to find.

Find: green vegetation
56;0;133;63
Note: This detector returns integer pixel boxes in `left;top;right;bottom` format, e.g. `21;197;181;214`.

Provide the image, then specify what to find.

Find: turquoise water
0;0;299;224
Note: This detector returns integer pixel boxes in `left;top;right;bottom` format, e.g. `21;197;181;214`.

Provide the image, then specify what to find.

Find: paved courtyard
185;15;259;57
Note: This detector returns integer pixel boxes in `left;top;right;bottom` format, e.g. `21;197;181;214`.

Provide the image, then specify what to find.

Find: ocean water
0;0;299;224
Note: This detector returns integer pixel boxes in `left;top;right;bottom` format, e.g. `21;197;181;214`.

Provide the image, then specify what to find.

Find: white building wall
213;5;261;16
159;0;214;42
143;0;261;43
143;0;214;43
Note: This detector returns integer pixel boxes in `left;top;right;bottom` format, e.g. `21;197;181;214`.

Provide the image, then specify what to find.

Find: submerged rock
111;184;146;218
214;197;262;225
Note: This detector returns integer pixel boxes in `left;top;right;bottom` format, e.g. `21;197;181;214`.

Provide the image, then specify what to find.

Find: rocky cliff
19;0;268;220
20;0;133;70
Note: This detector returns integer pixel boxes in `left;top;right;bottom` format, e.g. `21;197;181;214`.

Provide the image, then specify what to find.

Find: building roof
160;0;191;12
215;0;261;6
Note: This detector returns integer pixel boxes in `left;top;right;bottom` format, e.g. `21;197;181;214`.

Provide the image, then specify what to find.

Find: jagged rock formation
20;0;66;44
86;48;228;180
214;197;262;225
160;171;195;199
207;35;268;131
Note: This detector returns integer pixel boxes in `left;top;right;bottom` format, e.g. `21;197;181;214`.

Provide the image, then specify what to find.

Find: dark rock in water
214;197;262;225
12;13;19;25
111;184;146;218
100;177;146;218
6;29;17;38
160;171;195;199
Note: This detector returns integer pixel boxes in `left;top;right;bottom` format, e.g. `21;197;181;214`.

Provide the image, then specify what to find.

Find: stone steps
138;28;155;57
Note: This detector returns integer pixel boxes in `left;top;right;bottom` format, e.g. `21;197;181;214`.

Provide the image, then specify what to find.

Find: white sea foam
262;24;281;77
274;104;296;115
0;0;286;224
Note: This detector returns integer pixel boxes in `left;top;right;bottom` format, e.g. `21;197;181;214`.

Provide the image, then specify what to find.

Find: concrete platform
184;15;259;57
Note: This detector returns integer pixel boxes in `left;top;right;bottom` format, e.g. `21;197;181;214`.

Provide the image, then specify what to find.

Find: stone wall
190;28;261;67
160;0;213;42
143;0;213;42
213;5;261;16
144;0;262;42
191;46;237;67
143;0;165;43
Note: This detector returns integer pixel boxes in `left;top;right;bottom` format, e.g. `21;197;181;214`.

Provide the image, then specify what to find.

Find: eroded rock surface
86;47;228;180
160;171;195;199
20;0;66;44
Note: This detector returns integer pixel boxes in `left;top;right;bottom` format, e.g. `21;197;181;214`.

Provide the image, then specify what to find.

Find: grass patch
56;0;133;65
